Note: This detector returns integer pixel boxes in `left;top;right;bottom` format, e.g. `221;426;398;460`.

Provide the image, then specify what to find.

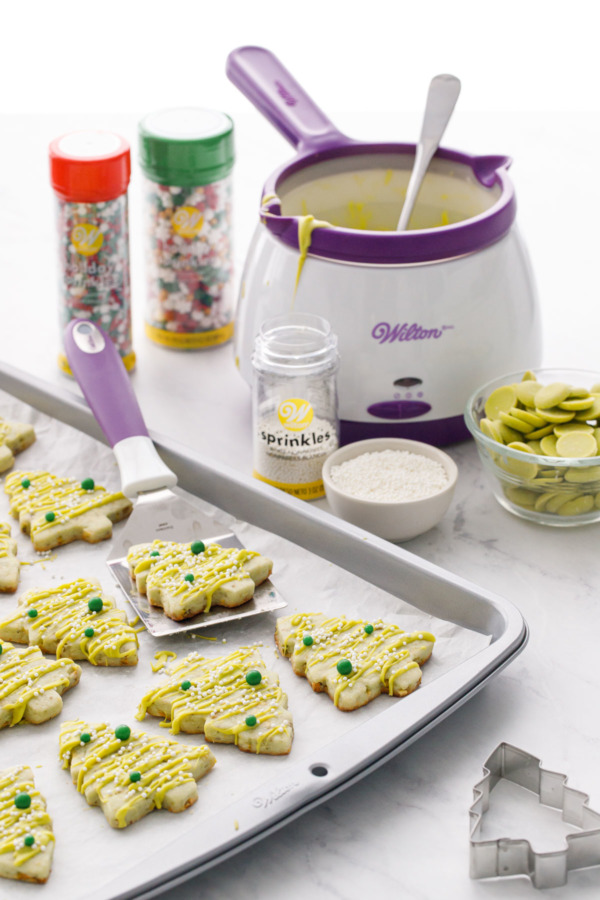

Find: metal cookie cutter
470;742;600;889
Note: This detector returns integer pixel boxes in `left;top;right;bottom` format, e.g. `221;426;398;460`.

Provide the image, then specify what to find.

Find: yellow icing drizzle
0;522;15;561
284;613;435;707
4;470;130;541
0;643;76;726
0;767;54;867
58;720;213;828
0;579;138;665
293;214;331;299
259;194;331;302
137;646;292;753
127;540;260;615
151;651;177;673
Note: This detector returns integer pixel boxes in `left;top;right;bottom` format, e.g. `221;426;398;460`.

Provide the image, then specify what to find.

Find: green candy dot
44;512;55;523
0;645;3;655
364;624;374;634
245;715;257;727
14;793;31;810
27;609;38;619
337;659;353;676
150;551;160;557
245;670;262;686
190;541;205;555
114;725;131;741
21;478;30;489
23;835;35;847
302;634;314;646
129;771;141;783
184;573;195;583
180;680;192;691
80;732;91;743
88;597;103;613
84;627;94;638
81;478;95;491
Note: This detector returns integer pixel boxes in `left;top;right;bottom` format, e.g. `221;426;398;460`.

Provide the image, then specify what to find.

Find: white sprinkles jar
252;314;339;500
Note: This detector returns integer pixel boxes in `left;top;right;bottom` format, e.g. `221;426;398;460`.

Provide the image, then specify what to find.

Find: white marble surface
2;110;600;898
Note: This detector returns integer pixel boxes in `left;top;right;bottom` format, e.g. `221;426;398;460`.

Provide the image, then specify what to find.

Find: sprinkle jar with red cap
49;130;135;374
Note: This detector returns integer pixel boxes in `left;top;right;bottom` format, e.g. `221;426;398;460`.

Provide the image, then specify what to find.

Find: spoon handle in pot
226;46;350;153
397;74;461;231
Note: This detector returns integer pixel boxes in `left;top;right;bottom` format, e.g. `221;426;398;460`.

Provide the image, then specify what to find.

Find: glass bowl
464;368;600;526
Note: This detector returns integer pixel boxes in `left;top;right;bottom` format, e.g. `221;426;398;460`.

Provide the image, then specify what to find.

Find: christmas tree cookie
4;470;132;552
137;646;293;755
59;720;216;828
0;523;19;593
0;766;54;883
0;578;139;666
0;641;81;729
275;613;435;711
0;417;36;474
126;539;273;621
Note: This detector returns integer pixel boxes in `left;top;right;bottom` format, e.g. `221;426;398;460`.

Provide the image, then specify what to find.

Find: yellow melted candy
59;720;213;828
0;767;54;867
0;522;15;561
137;646;292;754
0;643;76;726
0;579;138;665
283;613;435;707
127;540;259;615
4;470;130;542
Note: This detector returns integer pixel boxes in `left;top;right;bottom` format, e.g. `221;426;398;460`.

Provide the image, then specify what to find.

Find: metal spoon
396;74;461;231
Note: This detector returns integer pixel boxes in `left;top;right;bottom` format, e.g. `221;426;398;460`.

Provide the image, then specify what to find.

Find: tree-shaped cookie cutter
470;742;600;889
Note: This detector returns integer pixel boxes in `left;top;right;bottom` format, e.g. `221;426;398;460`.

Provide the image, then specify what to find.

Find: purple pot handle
226;46;352;152
64;319;148;446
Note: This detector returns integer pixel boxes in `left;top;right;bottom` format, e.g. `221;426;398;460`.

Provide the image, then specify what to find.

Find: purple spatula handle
226;45;351;152
64;319;148;447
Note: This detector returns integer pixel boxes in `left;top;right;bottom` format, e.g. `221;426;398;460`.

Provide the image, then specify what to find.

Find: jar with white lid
252;313;339;500
139;107;234;349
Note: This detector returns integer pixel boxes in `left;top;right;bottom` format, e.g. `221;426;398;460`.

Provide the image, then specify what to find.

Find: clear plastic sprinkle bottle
49;130;134;374
138;108;235;349
252;314;339;500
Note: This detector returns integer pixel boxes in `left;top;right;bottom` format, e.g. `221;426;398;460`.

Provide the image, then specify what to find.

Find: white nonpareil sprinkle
329;449;449;502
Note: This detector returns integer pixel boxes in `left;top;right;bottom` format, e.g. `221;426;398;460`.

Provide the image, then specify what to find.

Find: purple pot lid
259;142;516;265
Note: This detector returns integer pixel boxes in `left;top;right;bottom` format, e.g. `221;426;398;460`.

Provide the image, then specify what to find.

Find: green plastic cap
139;108;234;187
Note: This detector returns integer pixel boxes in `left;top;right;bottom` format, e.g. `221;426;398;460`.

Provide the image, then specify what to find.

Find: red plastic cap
49;130;131;202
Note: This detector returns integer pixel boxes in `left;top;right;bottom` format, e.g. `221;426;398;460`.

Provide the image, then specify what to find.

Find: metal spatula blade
64;320;286;637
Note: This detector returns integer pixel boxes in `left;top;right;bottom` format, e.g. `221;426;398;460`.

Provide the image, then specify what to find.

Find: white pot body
235;223;541;445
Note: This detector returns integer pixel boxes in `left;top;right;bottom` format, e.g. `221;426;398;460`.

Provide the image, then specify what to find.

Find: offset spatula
64;319;286;637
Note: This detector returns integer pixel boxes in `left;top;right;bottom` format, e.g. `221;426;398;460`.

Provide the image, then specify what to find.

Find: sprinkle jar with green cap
139;108;235;349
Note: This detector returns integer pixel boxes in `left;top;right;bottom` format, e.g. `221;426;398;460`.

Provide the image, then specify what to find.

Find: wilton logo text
372;322;453;343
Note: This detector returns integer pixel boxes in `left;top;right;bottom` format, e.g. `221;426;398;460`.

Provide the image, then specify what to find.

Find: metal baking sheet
0;361;528;900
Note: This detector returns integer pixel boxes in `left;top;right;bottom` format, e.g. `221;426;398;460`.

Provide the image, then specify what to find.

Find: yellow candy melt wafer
485;386;517;419
514;380;542;407
555;432;598;458
498;411;533;433
559;396;595;411
558;495;595;516
535;382;572;409
535;407;575;424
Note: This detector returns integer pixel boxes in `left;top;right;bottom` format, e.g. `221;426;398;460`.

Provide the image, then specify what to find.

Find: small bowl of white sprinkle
322;438;458;541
